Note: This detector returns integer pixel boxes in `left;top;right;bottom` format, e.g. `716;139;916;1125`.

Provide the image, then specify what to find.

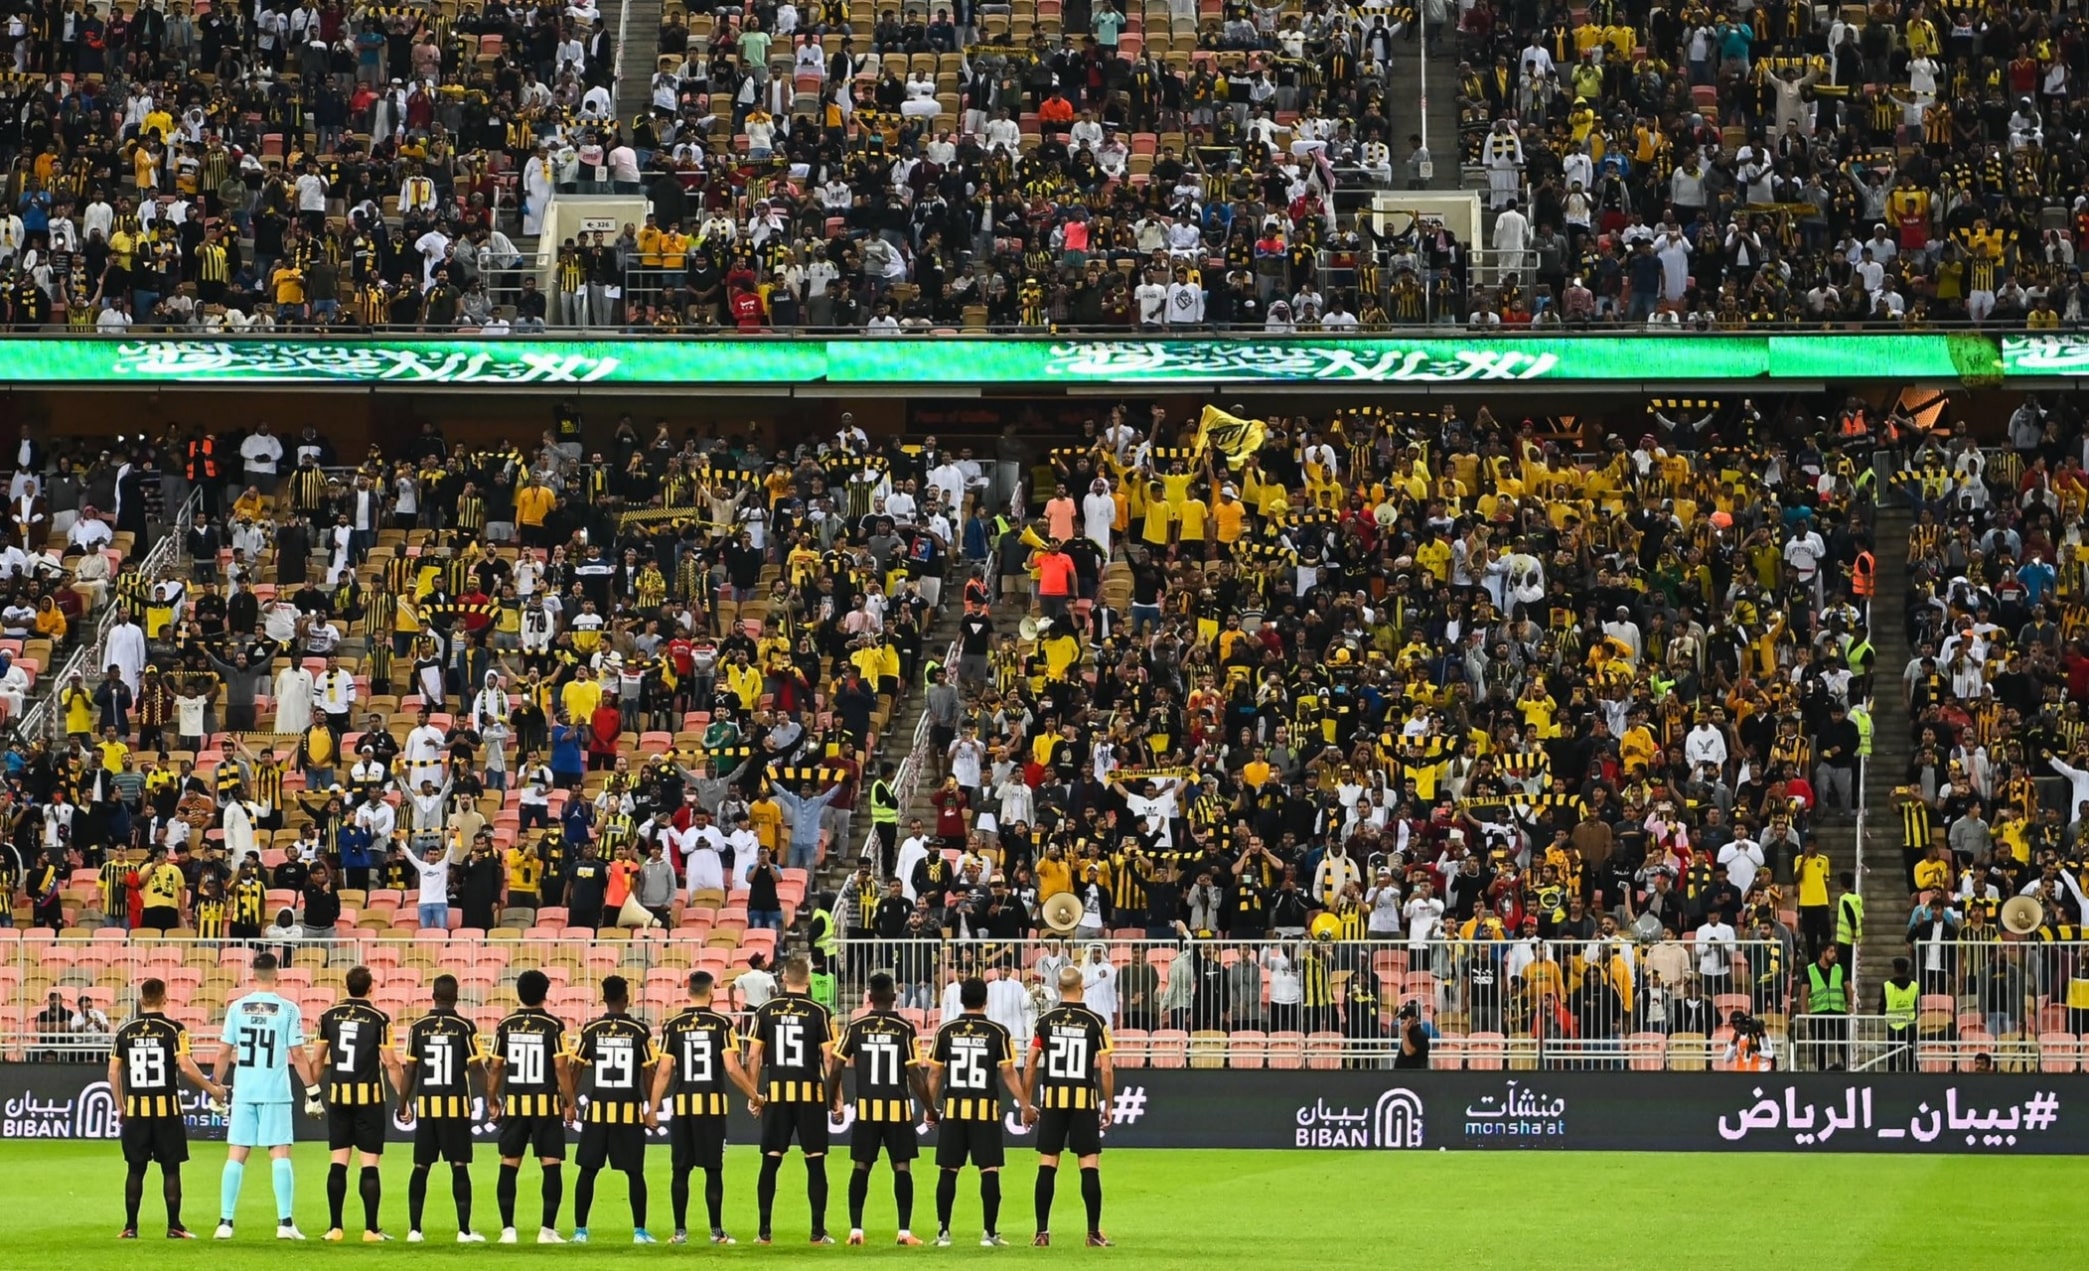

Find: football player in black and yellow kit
828;972;934;1246
109;978;225;1239
923;977;1026;1247
649;971;759;1245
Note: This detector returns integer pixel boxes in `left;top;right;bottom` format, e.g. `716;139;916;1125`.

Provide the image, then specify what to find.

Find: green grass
3;1141;2076;1270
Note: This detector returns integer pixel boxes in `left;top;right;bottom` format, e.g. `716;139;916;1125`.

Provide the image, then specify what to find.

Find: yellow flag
1195;404;1268;466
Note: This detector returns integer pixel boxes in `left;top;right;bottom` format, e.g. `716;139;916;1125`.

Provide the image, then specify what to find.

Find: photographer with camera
1721;1010;1775;1072
1391;1001;1430;1071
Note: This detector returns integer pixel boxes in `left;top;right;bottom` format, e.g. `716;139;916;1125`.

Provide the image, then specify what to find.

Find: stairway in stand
1377;35;1462;191
615;0;664;129
1857;503;1916;999
812;587;962;901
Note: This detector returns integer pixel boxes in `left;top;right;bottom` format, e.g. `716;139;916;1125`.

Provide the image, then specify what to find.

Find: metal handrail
11;488;199;744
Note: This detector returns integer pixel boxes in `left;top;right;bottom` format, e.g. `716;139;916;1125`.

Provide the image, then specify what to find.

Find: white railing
11;488;200;744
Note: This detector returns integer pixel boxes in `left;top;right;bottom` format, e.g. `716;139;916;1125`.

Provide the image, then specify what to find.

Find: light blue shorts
228;1101;295;1148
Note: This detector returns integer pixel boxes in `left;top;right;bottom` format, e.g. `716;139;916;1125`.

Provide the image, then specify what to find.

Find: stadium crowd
0;385;1954;1065
1890;392;2089;1029
1455;0;2089;328
3;0;2085;331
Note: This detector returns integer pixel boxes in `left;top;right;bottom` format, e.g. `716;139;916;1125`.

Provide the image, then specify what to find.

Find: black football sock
935;1170;957;1231
360;1167;382;1232
497;1164;518;1228
164;1165;184;1231
980;1172;1001;1237
894;1169;914;1232
573;1167;597;1228
671;1170;691;1230
756;1155;781;1233
326;1163;348;1230
704;1168;724;1231
452;1166;473;1233
847;1166;870;1229
1033;1164;1056;1233
125;1163;147;1228
540;1164;563;1229
1080;1167;1102;1234
805;1157;828;1235
625;1167;647;1230
407;1166;429;1232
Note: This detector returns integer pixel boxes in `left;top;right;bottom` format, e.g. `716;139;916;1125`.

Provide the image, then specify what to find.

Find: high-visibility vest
1883;979;1918;1030
1836;892;1864;945
809;907;839;956
869;779;898;824
1851;550;1876;596
186;437;218;480
1806;962;1847;1014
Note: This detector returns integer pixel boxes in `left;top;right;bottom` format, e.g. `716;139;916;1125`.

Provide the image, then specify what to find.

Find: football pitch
1;1143;2073;1269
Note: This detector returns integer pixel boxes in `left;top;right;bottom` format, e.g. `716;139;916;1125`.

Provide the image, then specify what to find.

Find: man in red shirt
730;280;766;331
1035;542;1076;621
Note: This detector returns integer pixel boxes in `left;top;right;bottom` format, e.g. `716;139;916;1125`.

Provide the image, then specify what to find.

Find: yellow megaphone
1019;524;1050;552
1309;913;1342;941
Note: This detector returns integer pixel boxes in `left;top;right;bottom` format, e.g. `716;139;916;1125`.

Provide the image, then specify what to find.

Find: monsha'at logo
1461;1081;1568;1138
1294;1090;1424;1149
4;1082;120;1139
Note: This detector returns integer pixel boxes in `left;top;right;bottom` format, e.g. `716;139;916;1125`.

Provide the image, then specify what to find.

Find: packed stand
0;0;632;331
1455;0;2089;327
0;411;996;1038
811;399;1878;1067
1891;394;2089;1042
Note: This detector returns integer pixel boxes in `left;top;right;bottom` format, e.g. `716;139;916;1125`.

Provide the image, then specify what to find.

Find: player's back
317;1000;392;1106
659;1007;739;1117
113;1012;191;1119
751;992;832;1104
492;1006;568;1118
404;1008;483;1119
574;1013;656;1125
931;1014;1013;1121
835;1010;918;1122
222;990;305;1104
1031;1004;1110;1110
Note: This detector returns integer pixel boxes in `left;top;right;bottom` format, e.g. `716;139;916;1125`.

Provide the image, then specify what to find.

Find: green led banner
0;339;829;386
832;337;1781;384
2000;336;2089;378
0;332;2053;387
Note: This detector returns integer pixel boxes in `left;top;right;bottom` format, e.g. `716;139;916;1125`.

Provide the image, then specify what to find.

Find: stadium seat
1187;1030;1227;1069
1465;1031;1507;1071
1228;1029;1266;1069
1146;1029;1187;1069
1667;1034;1710;1072
1264;1032;1304;1069
2037;1033;2079;1073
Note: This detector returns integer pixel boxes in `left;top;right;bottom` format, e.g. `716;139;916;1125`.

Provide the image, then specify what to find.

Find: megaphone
1018;616;1042;641
2001;895;2043;936
1041;892;1084;934
1309;913;1342;941
1019;524;1050;552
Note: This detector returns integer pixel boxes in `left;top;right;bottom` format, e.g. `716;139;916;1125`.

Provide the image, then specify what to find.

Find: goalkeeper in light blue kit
212;952;322;1240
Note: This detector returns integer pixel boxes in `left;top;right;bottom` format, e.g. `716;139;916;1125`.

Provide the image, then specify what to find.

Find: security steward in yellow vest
1879;956;1919;1072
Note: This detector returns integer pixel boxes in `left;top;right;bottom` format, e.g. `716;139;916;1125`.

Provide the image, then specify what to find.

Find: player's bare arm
394;1048;418;1127
742;1038;766;1114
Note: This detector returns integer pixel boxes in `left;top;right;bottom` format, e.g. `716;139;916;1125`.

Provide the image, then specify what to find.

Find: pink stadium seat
1465;1031;1507;1071
1112;1028;1147;1068
1304;1031;1344;1070
1229;1029;1266;1069
2038;1033;2079;1073
1264;1032;1304;1069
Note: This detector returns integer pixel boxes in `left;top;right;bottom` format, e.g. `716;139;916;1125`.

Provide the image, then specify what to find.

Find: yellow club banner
1196;404;1268;465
